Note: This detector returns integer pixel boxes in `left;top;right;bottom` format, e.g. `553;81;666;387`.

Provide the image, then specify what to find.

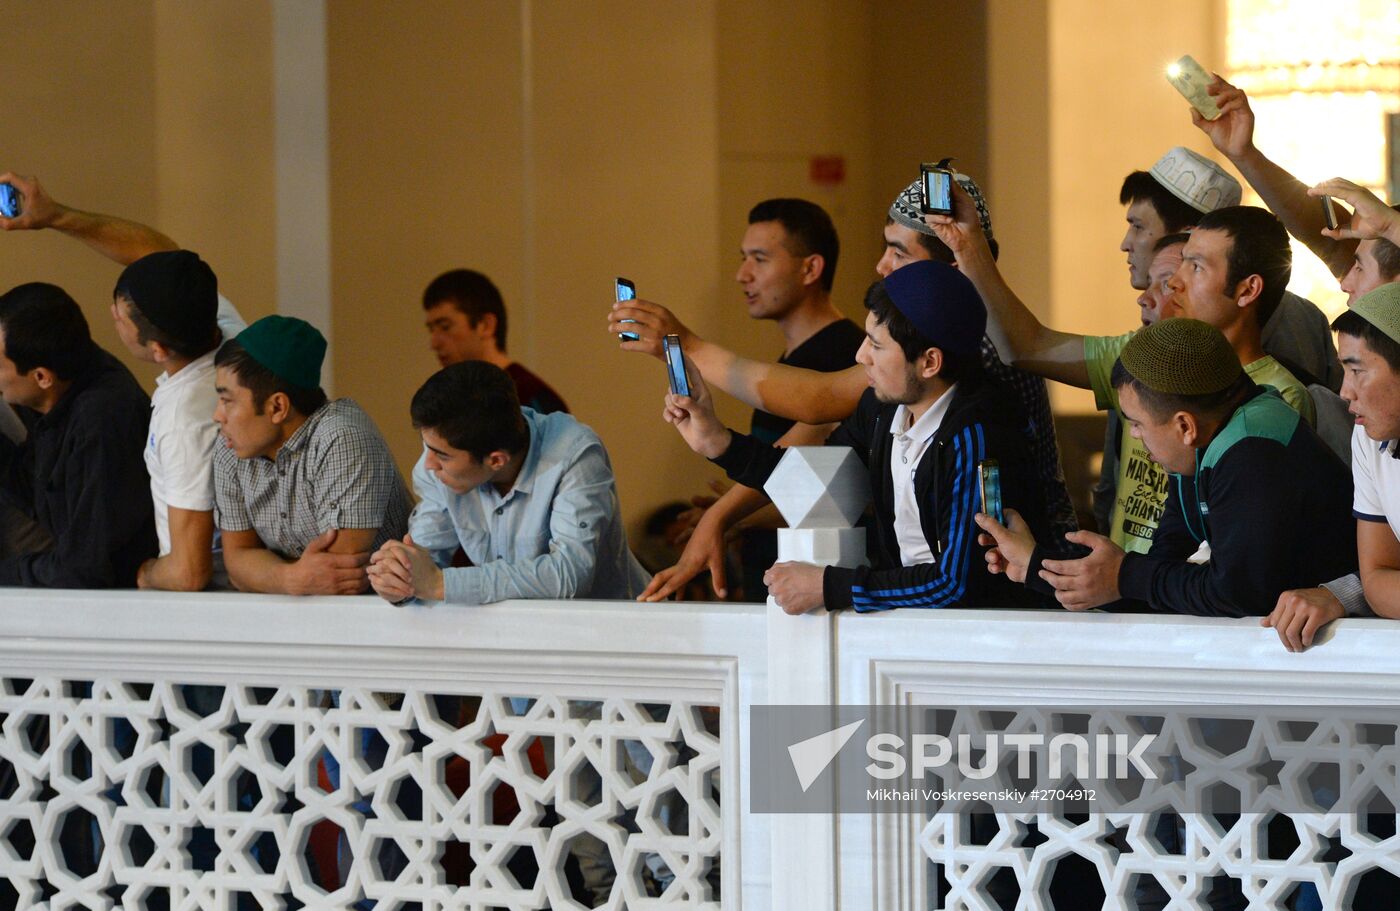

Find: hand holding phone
663;333;691;397
978;459;1004;526
920;159;955;216
1320;195;1340;231
0;184;20;219
616;277;640;341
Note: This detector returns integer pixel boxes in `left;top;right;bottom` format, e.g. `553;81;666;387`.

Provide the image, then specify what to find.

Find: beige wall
0;4;161;363
4;2;1256;531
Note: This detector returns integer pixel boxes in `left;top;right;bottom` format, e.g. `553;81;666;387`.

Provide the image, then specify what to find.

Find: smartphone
1165;54;1222;121
920;163;954;216
1320;195;1340;231
663;333;691;397
615;277;639;341
978;459;1004;525
0;184;19;219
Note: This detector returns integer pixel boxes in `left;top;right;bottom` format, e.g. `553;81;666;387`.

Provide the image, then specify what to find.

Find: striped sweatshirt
711;378;1054;612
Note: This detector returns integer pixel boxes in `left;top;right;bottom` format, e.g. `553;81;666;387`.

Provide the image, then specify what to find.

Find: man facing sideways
666;260;1055;614
928;183;1314;556
978;318;1356;618
368;360;648;604
114;251;246;590
214;316;411;595
1267;282;1400;650
609;174;1076;599
422;268;568;414
0;283;156;586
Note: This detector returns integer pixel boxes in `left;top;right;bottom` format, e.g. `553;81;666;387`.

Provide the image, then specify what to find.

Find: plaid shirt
978;336;1078;544
214;399;411;558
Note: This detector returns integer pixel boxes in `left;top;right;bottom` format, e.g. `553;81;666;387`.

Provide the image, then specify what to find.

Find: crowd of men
1;75;1398;659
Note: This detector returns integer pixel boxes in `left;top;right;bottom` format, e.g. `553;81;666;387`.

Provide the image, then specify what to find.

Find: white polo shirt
145;295;246;555
889;385;956;567
1351;424;1400;534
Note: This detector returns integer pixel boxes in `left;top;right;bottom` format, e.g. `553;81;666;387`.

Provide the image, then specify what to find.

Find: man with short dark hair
367;360;647;604
665;260;1055;614
978;318;1355;618
1267;282;1400;650
0;282;156;587
113;251;247;591
931;187;1314;557
421;268;568;414
214;316;411;595
1115;147;1339;387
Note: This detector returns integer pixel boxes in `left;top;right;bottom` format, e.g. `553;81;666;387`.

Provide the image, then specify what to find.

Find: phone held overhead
1165;54;1221;121
920;158;955;217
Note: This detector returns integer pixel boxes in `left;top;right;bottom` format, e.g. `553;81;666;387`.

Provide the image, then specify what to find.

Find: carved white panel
0;592;770;911
764;447;868;530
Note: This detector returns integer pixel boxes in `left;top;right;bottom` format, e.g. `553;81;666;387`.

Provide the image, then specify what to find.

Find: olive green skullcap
1349;282;1400;345
1119;318;1242;395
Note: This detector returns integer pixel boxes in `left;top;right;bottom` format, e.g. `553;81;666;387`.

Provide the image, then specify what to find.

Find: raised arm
926;185;1090;388
1191;77;1356;278
609;298;868;422
0;172;178;265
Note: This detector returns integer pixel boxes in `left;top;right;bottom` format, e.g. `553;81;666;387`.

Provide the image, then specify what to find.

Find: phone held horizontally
978;459;1004;525
615;277;639;341
663;334;690;397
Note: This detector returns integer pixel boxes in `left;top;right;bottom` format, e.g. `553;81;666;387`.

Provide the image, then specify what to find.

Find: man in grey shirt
213;315;411;595
368;360;648;604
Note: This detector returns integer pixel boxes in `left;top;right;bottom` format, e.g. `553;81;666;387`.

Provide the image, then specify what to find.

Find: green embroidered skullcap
234;315;326;390
1349;282;1400;345
1119;318;1241;395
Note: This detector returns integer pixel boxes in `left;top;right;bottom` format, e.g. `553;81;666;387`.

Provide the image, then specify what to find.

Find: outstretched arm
1191;77;1356;278
0;172;178;265
609;298;867;422
926;184;1090;388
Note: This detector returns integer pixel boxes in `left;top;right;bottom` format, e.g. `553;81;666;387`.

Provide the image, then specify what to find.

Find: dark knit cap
881;260;986;356
115;250;218;350
1119;318;1242;395
235;316;326;390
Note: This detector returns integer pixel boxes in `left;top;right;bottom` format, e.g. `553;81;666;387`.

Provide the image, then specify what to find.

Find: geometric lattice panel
0;677;722;910
916;708;1400;910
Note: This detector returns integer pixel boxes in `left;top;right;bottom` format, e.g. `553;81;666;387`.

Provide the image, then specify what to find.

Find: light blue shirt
409;408;649;604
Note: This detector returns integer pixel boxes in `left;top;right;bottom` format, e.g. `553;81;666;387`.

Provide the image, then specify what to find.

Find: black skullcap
880;260;986;357
115;250;218;351
1119;318;1242;395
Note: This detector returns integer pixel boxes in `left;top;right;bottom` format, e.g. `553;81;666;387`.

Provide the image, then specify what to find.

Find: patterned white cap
1149;147;1242;213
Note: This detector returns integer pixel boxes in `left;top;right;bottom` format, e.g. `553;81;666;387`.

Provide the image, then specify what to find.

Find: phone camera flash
1166;62;1181;78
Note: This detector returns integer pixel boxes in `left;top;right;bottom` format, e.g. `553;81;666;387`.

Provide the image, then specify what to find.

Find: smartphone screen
616;277;639;340
978;459;1004;525
663;334;690;397
921;168;953;215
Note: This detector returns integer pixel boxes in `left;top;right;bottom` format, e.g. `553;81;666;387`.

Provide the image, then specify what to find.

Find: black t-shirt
749;318;865;444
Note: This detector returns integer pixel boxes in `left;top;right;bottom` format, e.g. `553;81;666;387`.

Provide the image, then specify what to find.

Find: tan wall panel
153;0;276;327
528;0;723;527
716;0;878;376
1047;0;1219;411
0;3;159;380
326;1;527;474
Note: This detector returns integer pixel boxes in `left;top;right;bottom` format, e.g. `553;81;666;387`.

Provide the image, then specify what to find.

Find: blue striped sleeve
850;423;986;611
